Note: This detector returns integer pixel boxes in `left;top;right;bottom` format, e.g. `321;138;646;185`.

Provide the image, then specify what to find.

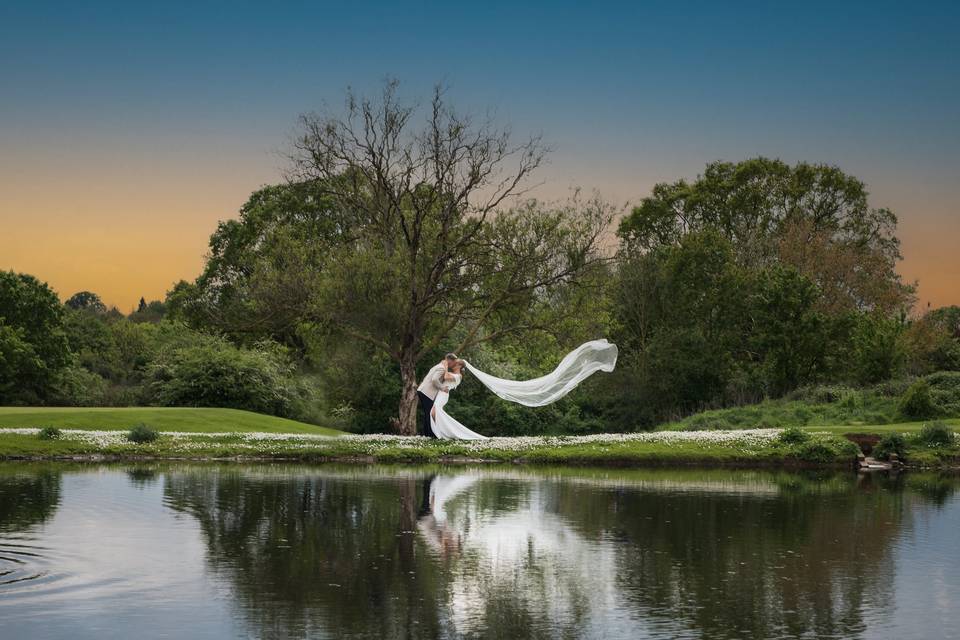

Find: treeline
2;85;958;433
0;280;325;422
3;159;957;433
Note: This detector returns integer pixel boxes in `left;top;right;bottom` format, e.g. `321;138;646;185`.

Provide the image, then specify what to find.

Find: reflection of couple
416;353;485;440
417;474;475;557
413;340;620;440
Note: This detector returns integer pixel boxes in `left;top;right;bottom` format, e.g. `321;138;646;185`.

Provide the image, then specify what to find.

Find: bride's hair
455;359;467;375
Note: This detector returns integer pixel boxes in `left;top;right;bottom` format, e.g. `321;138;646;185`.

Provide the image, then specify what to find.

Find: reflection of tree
547;471;907;639
0;464;61;533
125;466;160;488
163;467;450;639
161;466;953;640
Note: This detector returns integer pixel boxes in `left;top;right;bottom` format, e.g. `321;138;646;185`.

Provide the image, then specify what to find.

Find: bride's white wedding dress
430;339;618;440
431;374;487;440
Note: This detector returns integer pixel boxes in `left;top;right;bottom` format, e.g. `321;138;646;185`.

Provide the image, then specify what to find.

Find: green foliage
926;371;960;416
790;437;857;463
128;299;167;324
127;423;159;444
38;426;61;440
874;433;906;460
849;314;904;384
146;335;308;418
903;306;960;374
917;421;954;447
617;157;911;314
898;380;939;420
778;427;810;445
65;291;106;313
751;266;835;394
0;271;71;403
48;365;108;406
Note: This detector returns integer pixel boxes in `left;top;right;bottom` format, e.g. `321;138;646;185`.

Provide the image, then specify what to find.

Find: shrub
796;385;854;404
874;433;906;460
47;365;108;406
38;426;61;440
926;371;960;416
778;426;810;445
127;423;159;444
898;380;939;419
838;391;863;413
792;436;857;462
147;337;301;417
917;421;955;447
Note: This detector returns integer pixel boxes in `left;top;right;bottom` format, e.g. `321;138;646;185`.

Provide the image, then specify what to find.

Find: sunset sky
2;1;957;311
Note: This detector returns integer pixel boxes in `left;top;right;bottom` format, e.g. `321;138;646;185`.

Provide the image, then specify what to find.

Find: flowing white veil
463;339;618;407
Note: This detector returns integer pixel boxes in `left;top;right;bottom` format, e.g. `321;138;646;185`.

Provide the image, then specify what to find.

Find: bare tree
290;80;611;434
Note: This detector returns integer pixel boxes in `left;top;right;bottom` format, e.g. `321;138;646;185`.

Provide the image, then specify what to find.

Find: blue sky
1;1;958;308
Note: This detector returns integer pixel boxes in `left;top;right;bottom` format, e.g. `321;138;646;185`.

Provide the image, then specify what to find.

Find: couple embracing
412;340;620;441
416;353;486;440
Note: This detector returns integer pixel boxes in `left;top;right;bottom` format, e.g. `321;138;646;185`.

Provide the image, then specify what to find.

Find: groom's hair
444;352;458;361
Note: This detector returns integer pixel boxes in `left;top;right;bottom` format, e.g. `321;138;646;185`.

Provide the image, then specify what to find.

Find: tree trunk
397;356;419;435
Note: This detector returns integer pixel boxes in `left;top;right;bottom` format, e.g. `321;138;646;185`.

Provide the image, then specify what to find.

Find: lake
1;463;958;639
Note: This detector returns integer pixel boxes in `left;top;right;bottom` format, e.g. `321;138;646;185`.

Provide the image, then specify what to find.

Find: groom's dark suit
416;362;448;439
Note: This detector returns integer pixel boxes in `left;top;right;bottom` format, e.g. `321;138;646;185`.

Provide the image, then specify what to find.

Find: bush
778;426;810;445
898;380;939;419
874;433;906;460
147;337;302;418
790;436;858;462
38;426;61;440
127;423;159;444
917;421;955;447
792;384;856;404
47;365;108;406
926;371;960;416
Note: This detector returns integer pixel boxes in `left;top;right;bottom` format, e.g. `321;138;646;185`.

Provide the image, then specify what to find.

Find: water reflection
1;464;959;639
0;464;61;534
161;467;946;639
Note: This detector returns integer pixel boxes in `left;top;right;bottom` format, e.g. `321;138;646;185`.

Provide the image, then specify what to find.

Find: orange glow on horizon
2;158;957;313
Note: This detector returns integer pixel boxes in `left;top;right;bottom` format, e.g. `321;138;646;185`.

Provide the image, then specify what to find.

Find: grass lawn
801;418;960;436
0;407;344;436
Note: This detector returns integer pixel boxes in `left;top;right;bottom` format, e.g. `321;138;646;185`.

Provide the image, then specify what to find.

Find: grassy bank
0;427;861;467
0;407;344;435
660;374;960;433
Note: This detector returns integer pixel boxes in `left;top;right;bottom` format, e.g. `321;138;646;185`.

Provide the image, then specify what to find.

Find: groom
416;353;457;438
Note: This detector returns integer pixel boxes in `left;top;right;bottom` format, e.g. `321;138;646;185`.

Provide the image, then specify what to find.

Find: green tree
166;181;339;350
0;271;70;402
848;314;905;384
751;267;837;395
612;231;749;424
618;158;912;314
286;81;611;434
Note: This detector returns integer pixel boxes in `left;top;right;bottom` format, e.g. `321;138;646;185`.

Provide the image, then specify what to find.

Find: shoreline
1;427;957;470
0;452;860;469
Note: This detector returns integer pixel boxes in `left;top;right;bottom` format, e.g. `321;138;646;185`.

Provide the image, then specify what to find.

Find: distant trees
618;158;913;314
65;291;106;313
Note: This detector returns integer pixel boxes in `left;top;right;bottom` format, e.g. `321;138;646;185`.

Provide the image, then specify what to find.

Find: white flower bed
0;427;785;453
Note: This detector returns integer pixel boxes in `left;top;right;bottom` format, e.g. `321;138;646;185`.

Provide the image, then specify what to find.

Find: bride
429;339;618;440
431;359;486;440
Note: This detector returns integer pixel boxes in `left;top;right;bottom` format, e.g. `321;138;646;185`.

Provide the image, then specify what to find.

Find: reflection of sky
0;471;243;640
882;501;960;639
